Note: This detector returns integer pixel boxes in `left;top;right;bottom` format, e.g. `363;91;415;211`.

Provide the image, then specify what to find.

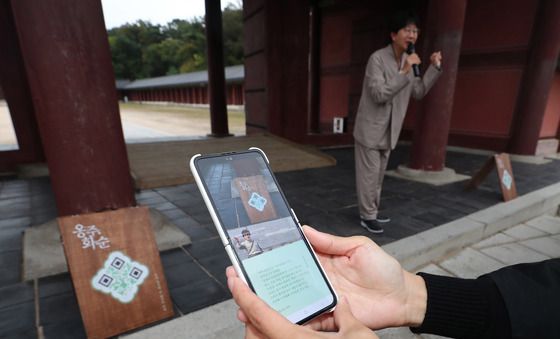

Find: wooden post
509;0;560;155
409;0;467;171
205;0;231;137
10;0;135;215
465;153;517;201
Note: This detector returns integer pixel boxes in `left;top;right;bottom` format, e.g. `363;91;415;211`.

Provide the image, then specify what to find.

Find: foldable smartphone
190;148;337;324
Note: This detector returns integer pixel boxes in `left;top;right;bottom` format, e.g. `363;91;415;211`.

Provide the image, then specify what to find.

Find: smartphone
190;147;337;324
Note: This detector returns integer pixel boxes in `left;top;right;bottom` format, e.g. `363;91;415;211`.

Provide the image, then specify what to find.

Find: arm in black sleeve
485;258;560;339
410;273;511;339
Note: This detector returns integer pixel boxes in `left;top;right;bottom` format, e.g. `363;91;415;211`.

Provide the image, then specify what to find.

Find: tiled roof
117;64;244;90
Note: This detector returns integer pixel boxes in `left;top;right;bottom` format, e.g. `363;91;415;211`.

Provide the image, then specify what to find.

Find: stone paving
2;145;560;338
377;213;560;339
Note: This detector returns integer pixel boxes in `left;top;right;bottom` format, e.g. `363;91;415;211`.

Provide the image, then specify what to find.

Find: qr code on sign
248;192;267;212
91;251;149;303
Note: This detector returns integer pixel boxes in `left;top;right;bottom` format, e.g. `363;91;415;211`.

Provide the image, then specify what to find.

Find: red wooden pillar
409;0;467;171
509;0;560;155
205;0;231;136
10;0;135;216
0;1;44;170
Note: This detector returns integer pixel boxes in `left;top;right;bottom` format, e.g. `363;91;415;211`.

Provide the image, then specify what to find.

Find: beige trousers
355;142;391;220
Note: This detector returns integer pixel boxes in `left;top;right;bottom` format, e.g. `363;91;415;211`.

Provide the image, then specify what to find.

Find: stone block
472;232;515;249
122;299;241;339
383;217;485;271
520;237;560;258
525;215;560;234
22;208;191;280
480;243;549;266
503;224;547;240
439;247;504;279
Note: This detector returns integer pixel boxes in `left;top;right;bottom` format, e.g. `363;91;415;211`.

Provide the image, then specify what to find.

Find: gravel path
0;101;246;147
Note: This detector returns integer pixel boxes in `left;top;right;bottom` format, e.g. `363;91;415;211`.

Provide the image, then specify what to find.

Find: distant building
116;65;244;106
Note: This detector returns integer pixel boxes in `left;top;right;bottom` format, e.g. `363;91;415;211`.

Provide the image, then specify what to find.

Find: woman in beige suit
354;12;442;233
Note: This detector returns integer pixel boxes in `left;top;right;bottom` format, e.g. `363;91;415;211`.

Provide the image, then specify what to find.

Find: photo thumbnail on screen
198;153;300;260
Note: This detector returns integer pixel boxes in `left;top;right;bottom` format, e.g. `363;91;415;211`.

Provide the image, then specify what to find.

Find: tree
107;4;243;80
163;19;207;72
222;4;244;66
109;34;143;79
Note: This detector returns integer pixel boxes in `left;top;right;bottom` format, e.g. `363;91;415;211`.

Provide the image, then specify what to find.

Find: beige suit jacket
353;44;441;150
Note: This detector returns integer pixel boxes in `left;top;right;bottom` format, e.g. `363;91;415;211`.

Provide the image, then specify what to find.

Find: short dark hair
242;229;250;236
388;10;419;34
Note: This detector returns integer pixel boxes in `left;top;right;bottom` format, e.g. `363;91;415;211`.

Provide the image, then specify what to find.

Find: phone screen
192;150;336;324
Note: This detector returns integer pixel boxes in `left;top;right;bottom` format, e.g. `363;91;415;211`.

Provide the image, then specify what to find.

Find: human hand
226;266;378;339
430;51;442;68
403;53;421;73
302;226;427;331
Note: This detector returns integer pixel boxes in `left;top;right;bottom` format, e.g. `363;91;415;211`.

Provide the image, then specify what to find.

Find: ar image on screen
197;151;334;323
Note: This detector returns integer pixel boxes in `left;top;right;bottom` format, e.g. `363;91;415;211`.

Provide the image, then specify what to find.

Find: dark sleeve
410;273;511;339
484;258;560;339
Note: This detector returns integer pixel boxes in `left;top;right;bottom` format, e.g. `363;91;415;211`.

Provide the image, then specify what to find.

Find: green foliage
222;4;244;67
108;5;243;80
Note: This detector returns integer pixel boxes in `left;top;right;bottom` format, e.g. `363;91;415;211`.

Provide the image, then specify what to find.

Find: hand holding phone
190;148;337;324
226;266;378;338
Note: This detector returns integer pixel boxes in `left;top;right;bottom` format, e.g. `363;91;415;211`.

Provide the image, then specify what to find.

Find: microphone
406;42;421;77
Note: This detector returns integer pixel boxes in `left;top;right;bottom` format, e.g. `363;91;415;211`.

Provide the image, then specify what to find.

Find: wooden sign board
465;153;517;201
494;153;517;201
58;206;174;339
233;175;278;224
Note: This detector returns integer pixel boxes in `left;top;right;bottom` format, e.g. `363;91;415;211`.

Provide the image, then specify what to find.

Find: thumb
333;296;362;330
229;276;294;338
303;225;370;256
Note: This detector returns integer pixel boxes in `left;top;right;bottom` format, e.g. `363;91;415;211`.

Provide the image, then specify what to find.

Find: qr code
248;192;267;212
502;170;513;190
91;251;149;303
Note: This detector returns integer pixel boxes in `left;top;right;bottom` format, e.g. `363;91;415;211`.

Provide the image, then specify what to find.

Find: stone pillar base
22;208;191;280
385;165;471;186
